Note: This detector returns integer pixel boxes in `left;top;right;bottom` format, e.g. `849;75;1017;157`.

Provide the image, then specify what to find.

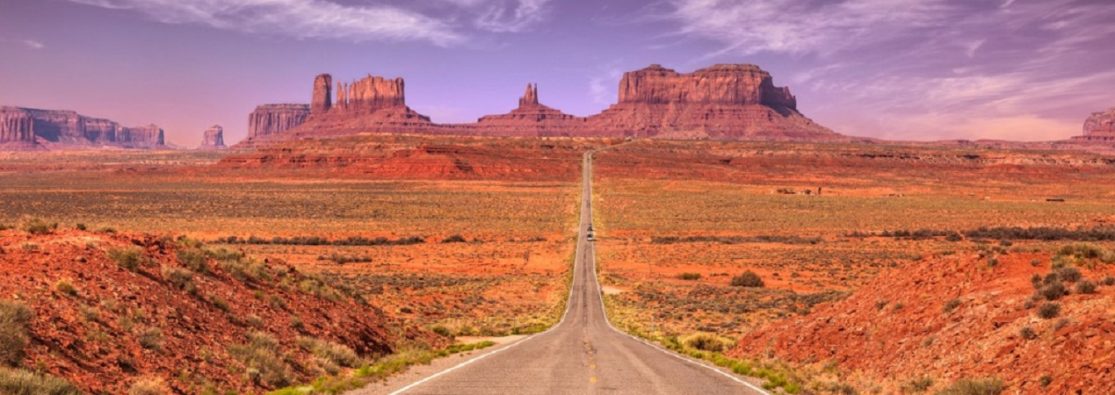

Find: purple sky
1;0;1113;146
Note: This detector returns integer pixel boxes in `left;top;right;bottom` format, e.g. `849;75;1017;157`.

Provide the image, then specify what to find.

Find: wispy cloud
1;38;45;50
473;0;551;33
68;0;465;46
663;0;1115;140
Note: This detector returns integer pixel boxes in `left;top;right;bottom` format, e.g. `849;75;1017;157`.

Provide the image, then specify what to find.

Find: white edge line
388;154;591;395
585;152;772;395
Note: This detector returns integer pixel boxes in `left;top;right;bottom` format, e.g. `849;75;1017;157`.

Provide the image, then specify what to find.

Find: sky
1;0;1113;146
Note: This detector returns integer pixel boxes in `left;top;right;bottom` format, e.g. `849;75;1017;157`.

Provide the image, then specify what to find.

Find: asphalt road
390;152;767;395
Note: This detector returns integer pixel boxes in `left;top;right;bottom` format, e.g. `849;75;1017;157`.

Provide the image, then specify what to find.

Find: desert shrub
943;298;961;313
298;337;361;368
904;376;934;393
1075;280;1097;294
108;248;145;271
1040;282;1066;301
204;247;245;262
730;271;764;288
936;377;1003;395
210;295;230;312
945;232;963;242
1037;303;1061;319
677;272;701;281
1055;267;1082;282
21;218;56;235
0;367;80;395
138;327;163;351
0;301;33;367
681;333;733;352
161;266;196;294
441;234;467;243
317;254;372;264
1030;274;1042;289
430;326;453;338
1019;326;1037;340
1053;243;1115;268
127;376;169;395
1039;375;1052;387
1103;276;1115;286
54;279;78;297
75;223;87;231
230;331;291;388
176;249;209;274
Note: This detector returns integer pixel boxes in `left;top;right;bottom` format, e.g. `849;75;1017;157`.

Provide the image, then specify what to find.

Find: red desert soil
730;250;1115;393
0;229;438;394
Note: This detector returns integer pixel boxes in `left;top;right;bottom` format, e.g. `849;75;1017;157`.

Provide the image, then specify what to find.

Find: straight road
388;152;766;394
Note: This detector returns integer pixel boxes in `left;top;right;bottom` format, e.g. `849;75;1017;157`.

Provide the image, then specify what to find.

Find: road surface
388;152;767;394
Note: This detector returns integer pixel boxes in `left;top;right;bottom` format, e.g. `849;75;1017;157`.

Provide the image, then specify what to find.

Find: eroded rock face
0;106;165;148
335;74;407;112
312;74;333;115
1083;108;1115;139
475;83;585;136
200;125;225;149
248;104;310;139
617;64;796;108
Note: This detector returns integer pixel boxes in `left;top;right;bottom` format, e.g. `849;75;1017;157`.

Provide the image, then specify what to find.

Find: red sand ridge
244;63;840;143
0;228;434;393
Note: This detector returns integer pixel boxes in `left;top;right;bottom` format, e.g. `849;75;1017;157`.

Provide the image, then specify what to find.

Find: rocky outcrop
475;83;586;136
1073;108;1115;142
248;104;310;139
0;106;165;149
244;63;839;142
312;74;333;115
200;125;225;149
586;64;834;139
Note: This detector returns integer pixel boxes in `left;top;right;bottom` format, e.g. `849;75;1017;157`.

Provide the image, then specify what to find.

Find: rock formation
200;125;226;149
1072;107;1115;142
586;64;833;139
0;106;165;149
248;104;310;139
475;83;586;136
243;63;839;142
312;74;332;115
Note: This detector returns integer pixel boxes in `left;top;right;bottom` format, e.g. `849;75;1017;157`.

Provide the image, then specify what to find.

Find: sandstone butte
199;124;226;149
1071;107;1115;142
0;106;165;150
244;63;842;143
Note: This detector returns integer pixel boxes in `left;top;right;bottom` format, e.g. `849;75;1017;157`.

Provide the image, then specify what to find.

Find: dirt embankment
0;228;439;394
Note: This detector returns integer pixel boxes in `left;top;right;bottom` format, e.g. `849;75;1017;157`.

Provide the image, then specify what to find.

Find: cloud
68;0;465;46
473;0;551;33
22;39;45;49
664;0;1115;140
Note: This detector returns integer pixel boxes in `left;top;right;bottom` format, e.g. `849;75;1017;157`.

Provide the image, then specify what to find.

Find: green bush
1040;282;1066;301
0;367;80;395
230;331;291;388
0;301;33;367
730;271;764;288
176;249;209;274
936;377;1003;395
298;337;362;369
161;266;196;294
681;333;733;352
21;218;56;235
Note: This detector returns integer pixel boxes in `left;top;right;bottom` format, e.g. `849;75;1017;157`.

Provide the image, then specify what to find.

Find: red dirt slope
731;249;1115;393
0;228;434;394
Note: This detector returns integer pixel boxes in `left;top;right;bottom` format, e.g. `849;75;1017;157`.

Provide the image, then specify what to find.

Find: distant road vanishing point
385;152;767;395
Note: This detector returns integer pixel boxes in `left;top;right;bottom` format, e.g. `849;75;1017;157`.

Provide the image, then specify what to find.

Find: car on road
587;225;595;241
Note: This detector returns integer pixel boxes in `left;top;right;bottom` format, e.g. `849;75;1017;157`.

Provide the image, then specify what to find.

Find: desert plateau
3;1;1115;394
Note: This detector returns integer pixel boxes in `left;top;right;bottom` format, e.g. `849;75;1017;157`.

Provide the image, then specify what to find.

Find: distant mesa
1071;107;1115;143
0;106;164;150
243;63;840;143
199;124;226;149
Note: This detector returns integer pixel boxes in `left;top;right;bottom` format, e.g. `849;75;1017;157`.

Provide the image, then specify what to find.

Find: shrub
0;367;80;395
1039;375;1052;387
127;376;170;395
1056;267;1082;282
904;376;934;393
937;377;1004;395
108;248;145;271
943;298;961;313
1030;274;1042;289
54;279;78;297
1040;282;1066;301
730;271;764;288
441;235;468;243
1104;276;1115;286
161;266;196;294
230;331;291;388
21;218;56;235
176;249;209;274
0;301;33;366
1075;280;1097;294
298;337;361;368
431;326;453;338
677;272;701;281
681;333;733;352
1019;326;1037;340
137;327;163;351
75;223;87;231
1037;303;1061;319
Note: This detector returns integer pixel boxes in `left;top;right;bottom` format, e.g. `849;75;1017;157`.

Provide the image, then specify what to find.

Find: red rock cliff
1;106;165;148
200;125;225;148
248;104;310;139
